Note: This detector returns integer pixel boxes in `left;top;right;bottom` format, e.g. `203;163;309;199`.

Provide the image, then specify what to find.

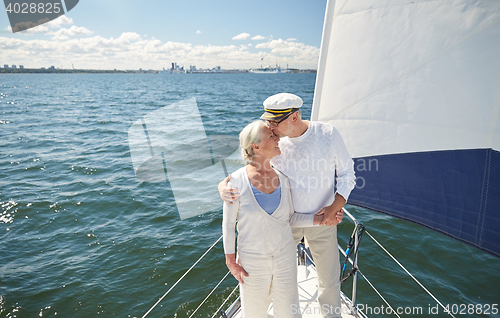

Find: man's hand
218;175;240;205
226;254;248;284
313;210;325;225
319;193;346;226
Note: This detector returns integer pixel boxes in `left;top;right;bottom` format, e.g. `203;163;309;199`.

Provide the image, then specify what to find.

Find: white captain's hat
260;93;302;121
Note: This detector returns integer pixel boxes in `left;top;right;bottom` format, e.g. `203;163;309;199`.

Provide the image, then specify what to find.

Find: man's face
267;114;292;138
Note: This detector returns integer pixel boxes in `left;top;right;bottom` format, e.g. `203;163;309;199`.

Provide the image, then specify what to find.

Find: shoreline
0;68;317;74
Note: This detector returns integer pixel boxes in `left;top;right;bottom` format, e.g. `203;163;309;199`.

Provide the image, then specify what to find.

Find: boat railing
140;207;456;318
340;208;455;318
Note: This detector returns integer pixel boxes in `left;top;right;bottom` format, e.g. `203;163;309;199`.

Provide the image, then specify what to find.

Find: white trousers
293;225;341;318
238;240;301;318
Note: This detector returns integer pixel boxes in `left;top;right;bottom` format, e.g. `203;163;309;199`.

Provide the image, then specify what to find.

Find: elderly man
219;92;356;317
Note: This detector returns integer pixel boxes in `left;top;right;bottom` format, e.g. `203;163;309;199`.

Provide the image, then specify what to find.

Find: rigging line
189;271;231;318
356;268;401;318
211;284;239;318
338;244;400;318
364;230;455;318
141;235;223;318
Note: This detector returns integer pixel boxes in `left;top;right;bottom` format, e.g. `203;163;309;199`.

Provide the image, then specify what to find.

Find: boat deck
226;261;364;318
266;263;361;318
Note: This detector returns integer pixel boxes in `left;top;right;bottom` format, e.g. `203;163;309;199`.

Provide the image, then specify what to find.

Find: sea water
1;73;499;318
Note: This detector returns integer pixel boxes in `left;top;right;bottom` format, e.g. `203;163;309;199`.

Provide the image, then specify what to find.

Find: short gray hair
239;120;267;162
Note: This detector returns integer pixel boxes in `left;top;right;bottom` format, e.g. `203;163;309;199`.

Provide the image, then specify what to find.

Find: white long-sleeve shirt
271;121;356;214
222;167;315;256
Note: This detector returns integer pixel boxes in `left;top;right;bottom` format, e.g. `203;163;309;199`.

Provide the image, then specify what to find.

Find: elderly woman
222;120;322;318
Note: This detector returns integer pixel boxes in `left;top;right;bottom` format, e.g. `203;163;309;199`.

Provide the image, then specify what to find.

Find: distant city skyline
0;0;327;70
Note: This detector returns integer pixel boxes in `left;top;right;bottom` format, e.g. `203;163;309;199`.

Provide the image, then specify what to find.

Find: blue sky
0;0;327;70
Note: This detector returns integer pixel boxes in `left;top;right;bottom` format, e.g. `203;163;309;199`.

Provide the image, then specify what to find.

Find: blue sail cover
312;0;500;256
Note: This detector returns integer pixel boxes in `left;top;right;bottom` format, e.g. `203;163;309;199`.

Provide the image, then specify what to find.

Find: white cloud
287;38;297;41
251;35;266;40
255;38;318;57
118;32;142;42
196;30;201;34
5;15;74;34
47;26;93;40
232;33;250;40
6;23;49;34
46;15;73;28
0;33;319;69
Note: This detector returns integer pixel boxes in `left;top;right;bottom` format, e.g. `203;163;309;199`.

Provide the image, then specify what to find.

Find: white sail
312;0;500;256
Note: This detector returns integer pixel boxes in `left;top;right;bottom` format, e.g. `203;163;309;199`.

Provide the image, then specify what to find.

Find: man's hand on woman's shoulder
219;175;240;205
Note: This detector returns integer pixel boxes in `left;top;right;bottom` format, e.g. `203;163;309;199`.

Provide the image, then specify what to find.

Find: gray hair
239;120;267;162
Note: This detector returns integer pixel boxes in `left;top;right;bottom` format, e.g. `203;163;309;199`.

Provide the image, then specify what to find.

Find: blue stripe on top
250;181;281;215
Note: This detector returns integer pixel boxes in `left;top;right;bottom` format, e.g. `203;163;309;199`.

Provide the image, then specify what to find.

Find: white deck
266;263;360;318
227;261;364;318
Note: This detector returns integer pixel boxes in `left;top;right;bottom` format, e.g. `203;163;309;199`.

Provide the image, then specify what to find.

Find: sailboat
139;0;500;317
312;0;500;257
222;0;500;316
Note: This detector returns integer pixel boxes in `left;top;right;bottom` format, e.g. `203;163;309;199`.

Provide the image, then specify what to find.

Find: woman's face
254;126;281;159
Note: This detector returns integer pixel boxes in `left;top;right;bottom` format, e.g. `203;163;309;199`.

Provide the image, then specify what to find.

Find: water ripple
0;73;498;318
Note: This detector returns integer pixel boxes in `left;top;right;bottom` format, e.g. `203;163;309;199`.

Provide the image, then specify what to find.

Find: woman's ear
251;143;259;150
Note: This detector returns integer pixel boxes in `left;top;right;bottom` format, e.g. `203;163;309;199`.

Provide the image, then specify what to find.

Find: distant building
11;65;16;69
19;65;24;69
190;65;197;72
41;67;45;70
3;65;8;69
48;66;55;70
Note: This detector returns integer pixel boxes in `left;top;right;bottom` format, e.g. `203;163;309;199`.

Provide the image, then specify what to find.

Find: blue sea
1;73;499;318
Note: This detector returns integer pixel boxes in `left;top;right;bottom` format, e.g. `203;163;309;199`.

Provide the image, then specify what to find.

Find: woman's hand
319;194;346;226
316;207;343;226
313;210;324;225
225;254;248;284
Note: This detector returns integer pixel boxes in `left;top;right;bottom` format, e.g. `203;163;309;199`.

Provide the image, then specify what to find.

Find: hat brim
260;108;298;121
260;111;288;121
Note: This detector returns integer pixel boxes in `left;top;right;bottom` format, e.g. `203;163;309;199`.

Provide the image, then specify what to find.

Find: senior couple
220;93;356;318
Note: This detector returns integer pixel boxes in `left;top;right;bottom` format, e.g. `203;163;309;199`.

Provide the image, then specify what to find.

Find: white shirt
222;167;314;256
271;121;356;214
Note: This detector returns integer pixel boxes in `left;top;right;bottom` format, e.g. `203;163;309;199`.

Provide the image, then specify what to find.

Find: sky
0;0;328;70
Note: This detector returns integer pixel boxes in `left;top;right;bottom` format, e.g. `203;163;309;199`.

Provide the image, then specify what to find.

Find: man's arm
218;175;240;205
332;127;356;204
319;193;346;226
319;127;355;226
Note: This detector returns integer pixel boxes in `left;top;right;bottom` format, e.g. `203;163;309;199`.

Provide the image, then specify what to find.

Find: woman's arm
289;212;319;227
225;253;248;284
284;176;319;227
222;195;239;255
222;181;249;283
